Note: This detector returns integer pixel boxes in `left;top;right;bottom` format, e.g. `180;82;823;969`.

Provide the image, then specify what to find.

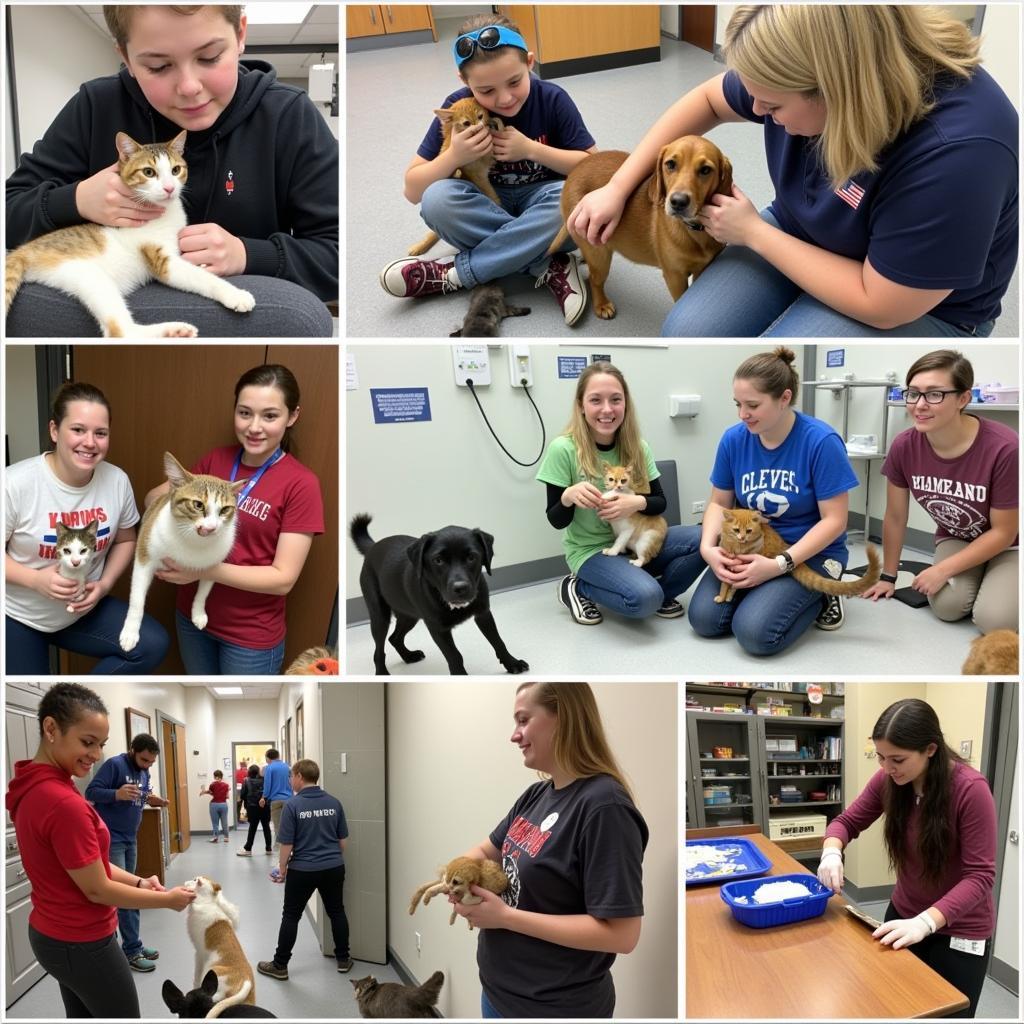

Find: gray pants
5;275;333;337
928;540;1018;634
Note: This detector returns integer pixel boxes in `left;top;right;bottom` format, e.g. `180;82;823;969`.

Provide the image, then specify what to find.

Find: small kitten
449;284;530;337
962;629;1019;675
600;465;669;567
54;519;99;612
6;131;254;338
409;856;509;930
408;99;504;256
351;970;443;1019
118;453;245;652
714;508;880;603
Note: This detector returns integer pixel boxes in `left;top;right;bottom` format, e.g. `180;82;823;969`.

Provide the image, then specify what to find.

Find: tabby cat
351;970;444;1019
601;465;669;567
118;453;245;652
714;508;880;603
5;131;254;338
408;98;504;256
55;519;99;613
449;284;530;337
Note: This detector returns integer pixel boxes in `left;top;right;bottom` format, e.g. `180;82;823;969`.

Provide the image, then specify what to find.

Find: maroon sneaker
536;252;587;325
380;257;462;298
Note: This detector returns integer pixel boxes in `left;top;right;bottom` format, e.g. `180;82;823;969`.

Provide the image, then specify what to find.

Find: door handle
1010;829;1019;845
369;7;376;25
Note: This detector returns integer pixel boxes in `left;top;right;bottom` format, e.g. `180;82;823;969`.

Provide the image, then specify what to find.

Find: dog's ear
161;980;185;1015
407;533;436;581
647;144;669;207
716;153;734;198
473;529;495;575
201;970;219;996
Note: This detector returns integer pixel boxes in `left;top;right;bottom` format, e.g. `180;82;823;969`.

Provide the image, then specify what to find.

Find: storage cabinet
685;713;767;830
137;808;165;886
346;5;436;40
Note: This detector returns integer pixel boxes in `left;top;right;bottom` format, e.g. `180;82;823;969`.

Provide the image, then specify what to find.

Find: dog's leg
422;623;468;674
367;597;394;676
662;268;690;302
580;241;615;319
473;611;529;674
389;614;425;663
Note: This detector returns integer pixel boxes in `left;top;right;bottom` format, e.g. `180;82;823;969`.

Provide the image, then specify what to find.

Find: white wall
386;681;678;1019
3;345;40;465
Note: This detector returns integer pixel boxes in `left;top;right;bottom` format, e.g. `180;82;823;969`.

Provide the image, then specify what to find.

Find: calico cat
409;856;509;930
5;131;254;338
449;284;530;337
600;465;669;567
54;519;99;613
408;99;504;256
714;508;880;603
351;970;444;1020
118;453;245;652
961;629;1019;675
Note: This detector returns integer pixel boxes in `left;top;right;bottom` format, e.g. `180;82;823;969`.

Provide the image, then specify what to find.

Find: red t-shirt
235;767;248;786
208;780;231;803
6;760;118;942
175;446;325;647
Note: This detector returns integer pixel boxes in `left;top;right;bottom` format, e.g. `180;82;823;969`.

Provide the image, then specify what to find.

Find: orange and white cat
714;508;880;603
5;131;254;338
601;465;669;567
409;856;509;930
183;876;255;1006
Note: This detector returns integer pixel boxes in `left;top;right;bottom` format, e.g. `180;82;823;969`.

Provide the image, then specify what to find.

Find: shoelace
535;259;575;304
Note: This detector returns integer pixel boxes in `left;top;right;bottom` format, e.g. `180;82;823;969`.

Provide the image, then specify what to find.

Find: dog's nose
669;191;692;213
451;580;471;597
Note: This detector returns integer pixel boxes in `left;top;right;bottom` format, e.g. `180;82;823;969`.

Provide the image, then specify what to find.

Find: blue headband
453;26;528;68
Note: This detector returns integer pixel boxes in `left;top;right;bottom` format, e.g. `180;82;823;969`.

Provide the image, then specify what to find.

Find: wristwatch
775;551;795;574
879;572;898;584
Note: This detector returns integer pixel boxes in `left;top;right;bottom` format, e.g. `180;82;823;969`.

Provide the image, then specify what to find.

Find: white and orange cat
183;876;255;1007
715;508;880;603
118;453;244;652
409;856;509;930
600;464;669;567
54;520;99;613
5;131;254;338
408;98;504;256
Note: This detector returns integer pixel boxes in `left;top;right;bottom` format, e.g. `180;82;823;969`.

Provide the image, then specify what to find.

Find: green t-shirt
536;434;660;574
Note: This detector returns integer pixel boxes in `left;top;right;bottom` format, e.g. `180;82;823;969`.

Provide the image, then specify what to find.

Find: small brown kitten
449;284;530;337
601;465;669;567
714;508;880;603
962;629;1019;675
351;970;444;1019
408;98;504;256
409;856;509;930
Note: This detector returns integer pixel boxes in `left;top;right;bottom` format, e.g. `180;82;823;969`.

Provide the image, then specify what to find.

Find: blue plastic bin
720;873;833;927
685;837;771;886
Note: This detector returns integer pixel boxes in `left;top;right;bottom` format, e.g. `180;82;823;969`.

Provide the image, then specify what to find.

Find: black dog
162;971;276;1018
350;514;529;676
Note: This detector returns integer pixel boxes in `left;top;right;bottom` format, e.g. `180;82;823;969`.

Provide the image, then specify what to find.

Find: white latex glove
817;847;844;893
873;913;934;949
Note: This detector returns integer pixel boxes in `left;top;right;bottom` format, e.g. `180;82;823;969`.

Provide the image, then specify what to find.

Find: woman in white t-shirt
4;382;169;673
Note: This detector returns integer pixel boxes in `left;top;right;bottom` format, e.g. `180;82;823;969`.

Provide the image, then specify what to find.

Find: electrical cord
465;378;546;467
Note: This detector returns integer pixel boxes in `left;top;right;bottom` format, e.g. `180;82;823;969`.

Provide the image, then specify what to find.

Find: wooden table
686;828;970;1018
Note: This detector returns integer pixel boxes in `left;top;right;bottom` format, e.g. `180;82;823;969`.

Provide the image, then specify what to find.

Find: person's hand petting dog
698;183;763;247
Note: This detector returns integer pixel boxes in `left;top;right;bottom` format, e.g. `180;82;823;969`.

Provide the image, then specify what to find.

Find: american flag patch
835;179;865;210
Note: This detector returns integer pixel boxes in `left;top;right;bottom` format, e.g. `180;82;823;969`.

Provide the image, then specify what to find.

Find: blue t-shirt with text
278;787;348;871
85;752;150;845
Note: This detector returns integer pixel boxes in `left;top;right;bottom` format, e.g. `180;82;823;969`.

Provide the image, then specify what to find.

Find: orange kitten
961;629;1019;675
601;464;669;567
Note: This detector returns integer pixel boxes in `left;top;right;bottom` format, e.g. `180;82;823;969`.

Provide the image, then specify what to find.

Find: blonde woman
535;363;704;625
570;5;1017;338
451;683;647;1018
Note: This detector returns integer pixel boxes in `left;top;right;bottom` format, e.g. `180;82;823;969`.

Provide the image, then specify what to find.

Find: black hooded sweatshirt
6;60;337;301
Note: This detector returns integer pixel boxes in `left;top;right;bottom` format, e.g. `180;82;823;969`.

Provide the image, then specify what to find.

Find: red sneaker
536;252;587;326
380;257;461;298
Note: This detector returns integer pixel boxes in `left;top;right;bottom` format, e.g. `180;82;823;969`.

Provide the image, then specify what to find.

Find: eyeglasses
453;25;528;67
899;388;962;405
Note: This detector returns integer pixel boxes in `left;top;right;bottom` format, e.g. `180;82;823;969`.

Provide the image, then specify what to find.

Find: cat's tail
206;978;251;1018
5;251;26;315
411;971;445;1010
349;514;375;556
792;544;881;596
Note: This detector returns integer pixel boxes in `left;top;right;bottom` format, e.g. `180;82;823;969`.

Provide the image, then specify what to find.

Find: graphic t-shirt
417;78;595;188
536;435;660;574
881;416;1019;546
4;454;140;632
174;447;324;648
85;752;152;844
278;786;348;871
478;775;648;1018
710;412;859;563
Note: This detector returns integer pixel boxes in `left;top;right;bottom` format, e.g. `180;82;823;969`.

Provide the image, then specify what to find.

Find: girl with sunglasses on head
380;13;597;326
860;350;1018;634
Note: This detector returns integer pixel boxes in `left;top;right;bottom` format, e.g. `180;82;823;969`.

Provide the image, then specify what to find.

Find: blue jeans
688;552;845;657
575;525;705;618
107;842;143;958
661;210;995;338
5;597;168;674
481;991;502;1018
420;178;573;288
175;611;285;675
209;802;229;837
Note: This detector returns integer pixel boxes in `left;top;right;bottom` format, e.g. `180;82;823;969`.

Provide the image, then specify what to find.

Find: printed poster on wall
371;387;432;424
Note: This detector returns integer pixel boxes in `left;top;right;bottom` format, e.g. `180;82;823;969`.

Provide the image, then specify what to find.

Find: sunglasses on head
453;25;528;67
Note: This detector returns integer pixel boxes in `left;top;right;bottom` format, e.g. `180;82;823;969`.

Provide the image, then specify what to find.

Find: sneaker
557;574;603;625
336;957;355;973
656;599;685;619
535;252;587;326
816;594;844;631
208;837;219;843
127;953;157;973
264;849;274;855
140;946;159;960
257;960;288;981
236;849;252;857
380;257;461;298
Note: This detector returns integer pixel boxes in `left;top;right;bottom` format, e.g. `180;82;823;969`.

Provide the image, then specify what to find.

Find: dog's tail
546;225;570;256
349;514;375;556
206;978;251;1018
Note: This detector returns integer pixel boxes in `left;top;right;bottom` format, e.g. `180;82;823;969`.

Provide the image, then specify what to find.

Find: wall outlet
508;344;533;387
960;740;972;759
415;931;422;956
691;500;705;514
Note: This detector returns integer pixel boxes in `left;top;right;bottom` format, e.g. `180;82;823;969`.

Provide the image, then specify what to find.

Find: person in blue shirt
687;348;860;656
84;733;170;973
260;748;293;851
380;13;597;326
569;5;1017;338
257;759;351;981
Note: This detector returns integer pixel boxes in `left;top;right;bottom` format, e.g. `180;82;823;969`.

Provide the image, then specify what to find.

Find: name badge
949;937;987;956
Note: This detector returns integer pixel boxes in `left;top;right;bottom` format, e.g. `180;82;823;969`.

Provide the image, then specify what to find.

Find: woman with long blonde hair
536;362;703;625
569;5;1016;338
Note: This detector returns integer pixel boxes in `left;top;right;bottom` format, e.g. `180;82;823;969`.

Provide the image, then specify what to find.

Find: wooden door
681;5;716;52
382;4;434;34
163;719;181;854
173;722;190;852
346;5;385;38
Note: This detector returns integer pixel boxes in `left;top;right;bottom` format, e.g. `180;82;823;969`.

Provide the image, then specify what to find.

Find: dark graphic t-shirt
477;775;648;1018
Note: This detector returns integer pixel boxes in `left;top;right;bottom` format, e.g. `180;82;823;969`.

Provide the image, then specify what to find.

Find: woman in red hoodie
6;683;195;1018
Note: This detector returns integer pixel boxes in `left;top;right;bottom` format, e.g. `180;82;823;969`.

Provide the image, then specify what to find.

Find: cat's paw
219;286;255;313
191;611;208;631
157;321;199;338
119;626;140;652
629;557;647;567
601;547;615;556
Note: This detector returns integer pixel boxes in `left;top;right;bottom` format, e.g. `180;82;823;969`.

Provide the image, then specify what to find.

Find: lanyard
230;447;283;505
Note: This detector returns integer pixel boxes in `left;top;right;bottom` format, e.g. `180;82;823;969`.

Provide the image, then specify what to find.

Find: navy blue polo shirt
278;786;348;871
723;67;1018;327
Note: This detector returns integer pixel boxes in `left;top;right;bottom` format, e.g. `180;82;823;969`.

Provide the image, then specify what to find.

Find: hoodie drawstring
203;133;222;222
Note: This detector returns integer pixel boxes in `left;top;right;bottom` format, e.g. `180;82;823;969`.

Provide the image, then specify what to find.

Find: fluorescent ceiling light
212;687;244;696
245;3;313;25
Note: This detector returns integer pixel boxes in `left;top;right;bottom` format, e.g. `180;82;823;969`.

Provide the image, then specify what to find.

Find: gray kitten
450;284;530;337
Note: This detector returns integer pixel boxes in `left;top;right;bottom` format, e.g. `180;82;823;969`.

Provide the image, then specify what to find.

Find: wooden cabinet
346;5;435;40
137;808;165;886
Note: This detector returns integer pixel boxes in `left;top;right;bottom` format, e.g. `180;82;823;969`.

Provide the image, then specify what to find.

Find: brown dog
548;135;733;319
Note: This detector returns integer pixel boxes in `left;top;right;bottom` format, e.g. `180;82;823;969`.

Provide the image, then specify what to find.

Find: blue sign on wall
826;349;845;368
558;356;588;379
371;387;431;424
